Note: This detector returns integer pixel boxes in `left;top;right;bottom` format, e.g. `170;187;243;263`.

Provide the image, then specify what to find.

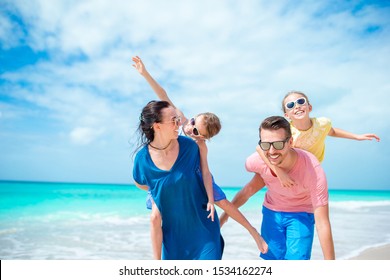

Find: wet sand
348;244;390;260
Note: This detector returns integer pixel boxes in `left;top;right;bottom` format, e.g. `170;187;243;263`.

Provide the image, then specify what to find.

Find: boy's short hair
197;112;221;139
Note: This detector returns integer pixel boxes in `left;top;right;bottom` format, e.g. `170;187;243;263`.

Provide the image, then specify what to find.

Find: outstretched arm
197;139;215;221
132;56;187;123
256;145;295;188
328;127;380;142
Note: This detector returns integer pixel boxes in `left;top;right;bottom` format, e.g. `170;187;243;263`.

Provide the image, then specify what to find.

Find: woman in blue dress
133;100;223;260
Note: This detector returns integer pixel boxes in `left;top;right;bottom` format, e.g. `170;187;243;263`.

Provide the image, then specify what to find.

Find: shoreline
346;243;390;260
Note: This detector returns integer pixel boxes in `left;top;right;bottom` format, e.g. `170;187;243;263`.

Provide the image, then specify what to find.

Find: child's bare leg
216;199;268;254
150;202;162;260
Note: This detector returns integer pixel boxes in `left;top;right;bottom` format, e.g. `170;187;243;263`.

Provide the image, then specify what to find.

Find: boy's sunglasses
258;138;290;151
190;118;200;136
285;97;307;110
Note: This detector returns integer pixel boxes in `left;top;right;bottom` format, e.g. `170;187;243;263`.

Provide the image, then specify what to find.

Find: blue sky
0;0;389;190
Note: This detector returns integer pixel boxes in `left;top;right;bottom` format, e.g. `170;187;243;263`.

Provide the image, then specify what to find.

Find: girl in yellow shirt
257;91;380;187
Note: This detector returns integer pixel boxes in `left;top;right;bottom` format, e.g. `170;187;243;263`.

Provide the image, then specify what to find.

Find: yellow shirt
290;117;332;162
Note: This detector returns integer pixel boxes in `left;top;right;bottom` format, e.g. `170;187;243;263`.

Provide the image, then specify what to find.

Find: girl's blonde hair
282;91;310;113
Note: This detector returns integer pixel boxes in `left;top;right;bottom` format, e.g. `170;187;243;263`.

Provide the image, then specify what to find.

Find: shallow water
1;181;389;260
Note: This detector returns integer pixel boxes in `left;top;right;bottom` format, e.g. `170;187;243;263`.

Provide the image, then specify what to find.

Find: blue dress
133;136;223;260
145;174;226;210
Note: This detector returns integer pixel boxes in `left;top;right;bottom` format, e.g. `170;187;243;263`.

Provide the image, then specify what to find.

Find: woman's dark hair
133;100;171;155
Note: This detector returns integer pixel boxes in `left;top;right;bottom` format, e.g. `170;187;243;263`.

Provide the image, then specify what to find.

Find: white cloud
70;126;104;145
0;12;21;49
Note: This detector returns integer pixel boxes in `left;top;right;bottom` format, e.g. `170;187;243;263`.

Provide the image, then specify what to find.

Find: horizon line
1;179;389;191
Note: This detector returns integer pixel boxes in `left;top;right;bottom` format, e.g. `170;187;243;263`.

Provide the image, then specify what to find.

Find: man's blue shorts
260;206;315;260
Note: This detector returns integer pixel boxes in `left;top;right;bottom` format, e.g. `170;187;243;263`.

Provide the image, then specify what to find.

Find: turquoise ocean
1;181;389;260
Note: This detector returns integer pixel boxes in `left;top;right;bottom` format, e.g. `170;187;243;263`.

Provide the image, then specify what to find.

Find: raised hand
132;56;146;75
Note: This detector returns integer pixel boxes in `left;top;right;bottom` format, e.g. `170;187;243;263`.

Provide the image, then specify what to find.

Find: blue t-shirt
133;136;223;260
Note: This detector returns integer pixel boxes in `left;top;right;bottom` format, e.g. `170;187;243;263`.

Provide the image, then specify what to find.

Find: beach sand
348;244;390;260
